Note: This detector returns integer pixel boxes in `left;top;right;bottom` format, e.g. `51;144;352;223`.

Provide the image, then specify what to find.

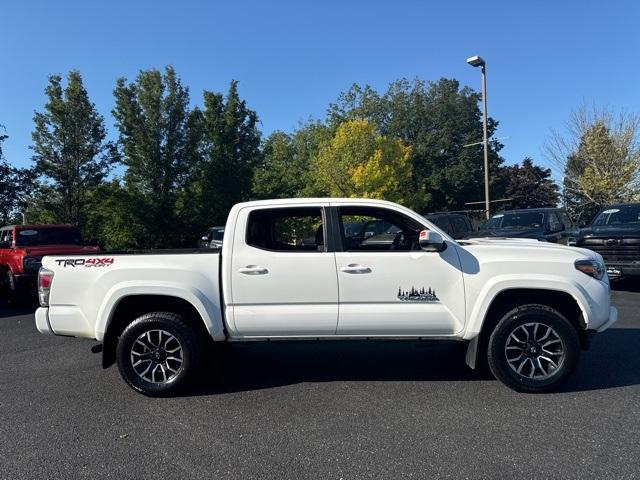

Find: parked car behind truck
569;203;640;280
423;212;476;239
467;207;575;243
198;226;225;248
35;198;616;396
0;224;99;303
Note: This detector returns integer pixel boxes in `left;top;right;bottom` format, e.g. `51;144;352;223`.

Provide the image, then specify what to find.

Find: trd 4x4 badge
54;258;115;268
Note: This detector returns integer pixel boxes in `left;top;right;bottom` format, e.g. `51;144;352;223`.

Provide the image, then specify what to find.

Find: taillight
38;267;54;306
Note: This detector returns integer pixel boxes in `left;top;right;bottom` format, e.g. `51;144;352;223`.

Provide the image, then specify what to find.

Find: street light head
466;55;485;67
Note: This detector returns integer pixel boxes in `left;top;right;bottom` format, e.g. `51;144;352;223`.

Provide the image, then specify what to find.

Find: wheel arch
465;286;588;370
100;292;223;369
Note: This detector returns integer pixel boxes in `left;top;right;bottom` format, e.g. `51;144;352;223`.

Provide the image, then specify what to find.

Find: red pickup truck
0;224;99;303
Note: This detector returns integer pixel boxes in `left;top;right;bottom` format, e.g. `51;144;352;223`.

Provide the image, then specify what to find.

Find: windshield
15;227;82;247
592;205;640;226
482;212;545;230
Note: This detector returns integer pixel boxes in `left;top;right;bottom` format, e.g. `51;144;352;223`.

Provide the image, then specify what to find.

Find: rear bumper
35;307;54;335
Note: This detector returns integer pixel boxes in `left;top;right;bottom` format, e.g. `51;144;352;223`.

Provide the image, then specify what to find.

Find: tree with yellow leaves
310;119;426;209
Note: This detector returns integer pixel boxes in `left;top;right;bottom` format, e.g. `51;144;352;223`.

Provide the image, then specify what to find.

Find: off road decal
54;258;115;268
397;286;439;303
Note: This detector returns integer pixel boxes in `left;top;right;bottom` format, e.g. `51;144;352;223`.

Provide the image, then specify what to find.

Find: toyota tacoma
35;198;617;395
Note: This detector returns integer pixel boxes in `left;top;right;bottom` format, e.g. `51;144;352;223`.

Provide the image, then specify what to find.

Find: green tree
0;126;35;224
188;81;261;228
546;106;640;223
31;71;117;228
252;121;331;199
500;157;560;209
328;78;505;212
311;119;425;208
113;66;197;248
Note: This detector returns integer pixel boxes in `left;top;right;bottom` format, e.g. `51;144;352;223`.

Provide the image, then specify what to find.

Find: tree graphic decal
397;286;439;302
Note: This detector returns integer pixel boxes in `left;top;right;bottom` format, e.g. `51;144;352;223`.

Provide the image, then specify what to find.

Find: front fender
94;281;226;342
462;274;595;340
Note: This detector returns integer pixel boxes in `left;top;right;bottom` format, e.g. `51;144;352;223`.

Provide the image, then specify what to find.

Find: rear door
333;205;465;336
228;204;339;337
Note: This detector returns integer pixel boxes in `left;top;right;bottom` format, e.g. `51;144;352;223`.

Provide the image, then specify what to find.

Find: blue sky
3;0;639;175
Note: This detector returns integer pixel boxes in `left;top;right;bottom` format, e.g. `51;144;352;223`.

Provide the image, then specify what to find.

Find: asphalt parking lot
1;286;639;479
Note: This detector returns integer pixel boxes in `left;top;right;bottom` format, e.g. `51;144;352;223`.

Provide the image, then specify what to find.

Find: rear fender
95;282;226;342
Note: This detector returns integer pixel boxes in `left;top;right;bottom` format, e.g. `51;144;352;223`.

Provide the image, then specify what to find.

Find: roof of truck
235;198;404;208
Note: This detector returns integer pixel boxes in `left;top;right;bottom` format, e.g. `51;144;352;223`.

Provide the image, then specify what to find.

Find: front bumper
594;306;618;333
35;307;54;335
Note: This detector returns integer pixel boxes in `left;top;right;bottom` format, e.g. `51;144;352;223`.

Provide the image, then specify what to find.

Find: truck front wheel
116;312;202;396
487;304;580;393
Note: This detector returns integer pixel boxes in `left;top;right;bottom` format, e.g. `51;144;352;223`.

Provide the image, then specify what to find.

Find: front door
334;205;465;336
229;205;339;337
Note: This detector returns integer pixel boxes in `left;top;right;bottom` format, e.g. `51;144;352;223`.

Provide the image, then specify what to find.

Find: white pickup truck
35;198;617;395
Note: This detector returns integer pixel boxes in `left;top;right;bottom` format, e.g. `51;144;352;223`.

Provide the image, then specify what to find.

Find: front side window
246;207;325;252
339;207;422;252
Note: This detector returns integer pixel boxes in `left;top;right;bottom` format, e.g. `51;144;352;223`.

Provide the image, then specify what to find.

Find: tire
116;312;203;396
487;304;580;393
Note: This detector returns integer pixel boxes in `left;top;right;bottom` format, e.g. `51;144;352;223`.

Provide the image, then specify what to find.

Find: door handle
238;265;269;275
340;264;372;274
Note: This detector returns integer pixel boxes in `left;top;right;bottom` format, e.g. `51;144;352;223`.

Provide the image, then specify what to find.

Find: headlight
575;259;605;280
567;237;578;246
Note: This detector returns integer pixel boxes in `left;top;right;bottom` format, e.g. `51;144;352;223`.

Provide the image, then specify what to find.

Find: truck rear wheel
487;304;580;393
116;312;202;396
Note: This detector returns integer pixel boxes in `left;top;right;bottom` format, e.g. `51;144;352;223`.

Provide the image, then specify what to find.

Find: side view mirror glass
419;230;446;252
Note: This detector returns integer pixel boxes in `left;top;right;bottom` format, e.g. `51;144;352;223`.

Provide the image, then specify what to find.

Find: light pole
467;55;490;219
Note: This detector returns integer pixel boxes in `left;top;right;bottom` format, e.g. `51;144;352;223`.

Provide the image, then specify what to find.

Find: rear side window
246;207;325;252
559;211;573;230
548;213;563;232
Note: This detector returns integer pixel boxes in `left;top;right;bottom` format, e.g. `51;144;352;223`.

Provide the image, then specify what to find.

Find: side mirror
0;241;10;249
419;230;446;252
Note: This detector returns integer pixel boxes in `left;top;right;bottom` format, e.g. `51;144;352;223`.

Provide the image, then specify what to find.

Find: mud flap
465;336;479;369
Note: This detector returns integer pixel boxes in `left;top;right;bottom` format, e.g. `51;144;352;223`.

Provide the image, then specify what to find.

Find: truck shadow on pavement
188;328;640;395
